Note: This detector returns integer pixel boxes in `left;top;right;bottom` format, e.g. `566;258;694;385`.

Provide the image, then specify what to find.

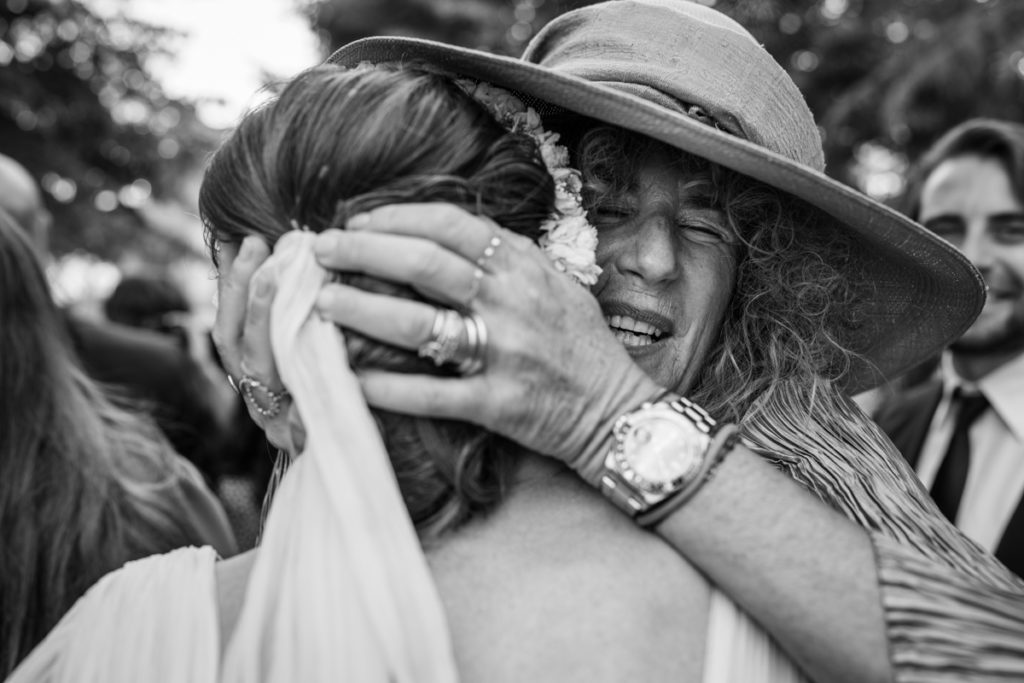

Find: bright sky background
85;0;322;129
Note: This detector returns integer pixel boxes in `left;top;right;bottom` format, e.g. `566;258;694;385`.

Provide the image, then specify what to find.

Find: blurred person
104;275;193;348
10;4;1024;682
104;274;268;548
0;209;237;678
874;118;1024;577
0;153;231;484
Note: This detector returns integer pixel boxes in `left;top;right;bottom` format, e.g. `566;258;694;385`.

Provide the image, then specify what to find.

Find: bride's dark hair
199;63;555;539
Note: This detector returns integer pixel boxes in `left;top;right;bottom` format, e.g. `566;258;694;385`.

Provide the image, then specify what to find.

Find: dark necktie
930;390;990;523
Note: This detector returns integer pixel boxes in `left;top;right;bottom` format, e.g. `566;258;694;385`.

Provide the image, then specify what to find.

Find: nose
615;213;682;284
959;220;995;271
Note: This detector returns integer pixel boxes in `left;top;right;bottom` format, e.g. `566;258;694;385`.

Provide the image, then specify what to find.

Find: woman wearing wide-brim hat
12;1;1024;682
299;1;1024;681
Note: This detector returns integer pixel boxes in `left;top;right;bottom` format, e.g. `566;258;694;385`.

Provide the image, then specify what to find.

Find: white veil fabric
220;231;459;683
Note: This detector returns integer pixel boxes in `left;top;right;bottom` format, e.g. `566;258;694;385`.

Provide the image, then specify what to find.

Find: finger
213;236;270;375
312;230;478;307
315;283;437;352
343;203;500;263
239;261;282;389
358;370;484;424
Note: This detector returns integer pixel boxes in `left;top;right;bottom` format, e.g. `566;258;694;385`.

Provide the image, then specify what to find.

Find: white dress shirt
915;351;1024;551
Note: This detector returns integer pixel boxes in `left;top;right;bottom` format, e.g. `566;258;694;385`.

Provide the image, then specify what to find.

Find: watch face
618;410;707;491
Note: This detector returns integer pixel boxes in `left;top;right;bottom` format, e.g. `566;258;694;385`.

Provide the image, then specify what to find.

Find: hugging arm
221;204;1024;683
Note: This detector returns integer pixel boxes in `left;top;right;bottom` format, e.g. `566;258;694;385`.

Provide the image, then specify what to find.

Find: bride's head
199;63;555;538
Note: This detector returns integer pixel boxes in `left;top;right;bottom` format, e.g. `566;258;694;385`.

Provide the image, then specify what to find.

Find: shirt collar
943;351;1024;441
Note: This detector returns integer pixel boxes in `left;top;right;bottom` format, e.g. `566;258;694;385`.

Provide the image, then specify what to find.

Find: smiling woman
576;124;863;423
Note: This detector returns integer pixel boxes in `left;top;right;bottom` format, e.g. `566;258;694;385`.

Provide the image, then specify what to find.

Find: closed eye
677;208;734;244
591;203;636;225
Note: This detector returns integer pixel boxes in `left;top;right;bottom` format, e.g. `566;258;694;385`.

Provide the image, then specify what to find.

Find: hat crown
522;0;825;171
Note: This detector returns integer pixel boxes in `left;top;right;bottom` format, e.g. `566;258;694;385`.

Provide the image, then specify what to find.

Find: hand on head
213;234;305;454
311;203;664;483
216;200;663;484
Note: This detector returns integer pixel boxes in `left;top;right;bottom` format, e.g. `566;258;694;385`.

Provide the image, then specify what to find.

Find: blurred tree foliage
0;0;215;260
306;0;1024;193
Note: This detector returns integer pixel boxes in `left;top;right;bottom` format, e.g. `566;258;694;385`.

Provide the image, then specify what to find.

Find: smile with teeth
605;314;666;347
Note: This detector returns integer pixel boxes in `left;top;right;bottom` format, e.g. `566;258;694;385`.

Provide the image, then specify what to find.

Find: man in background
874;118;1024;577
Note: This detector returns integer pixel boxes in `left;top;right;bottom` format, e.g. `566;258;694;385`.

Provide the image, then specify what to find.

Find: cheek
214;245;240;299
595;231;624;266
695;251;738;314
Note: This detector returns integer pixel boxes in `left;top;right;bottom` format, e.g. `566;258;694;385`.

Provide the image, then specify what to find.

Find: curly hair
575;127;867;424
199;63;555;540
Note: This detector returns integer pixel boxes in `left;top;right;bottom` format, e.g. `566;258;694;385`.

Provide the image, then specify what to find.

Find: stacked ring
418;308;465;367
456;313;488;375
417;308;489;375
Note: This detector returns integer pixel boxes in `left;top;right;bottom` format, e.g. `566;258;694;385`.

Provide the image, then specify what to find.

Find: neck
951;349;1022;383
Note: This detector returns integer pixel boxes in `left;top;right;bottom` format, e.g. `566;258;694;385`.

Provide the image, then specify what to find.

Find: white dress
8;546;806;683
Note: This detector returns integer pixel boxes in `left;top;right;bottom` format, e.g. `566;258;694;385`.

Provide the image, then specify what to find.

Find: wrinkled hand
212;236;306;454
311;203;664;485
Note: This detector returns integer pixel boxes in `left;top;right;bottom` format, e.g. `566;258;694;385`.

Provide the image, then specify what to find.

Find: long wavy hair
575;127;867;425
0;211;196;676
199;64;555;540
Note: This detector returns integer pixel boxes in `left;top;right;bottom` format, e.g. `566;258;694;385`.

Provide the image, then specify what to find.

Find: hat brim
328;37;985;395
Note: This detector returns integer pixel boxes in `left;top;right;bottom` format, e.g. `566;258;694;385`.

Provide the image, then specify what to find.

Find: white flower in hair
456;79;601;286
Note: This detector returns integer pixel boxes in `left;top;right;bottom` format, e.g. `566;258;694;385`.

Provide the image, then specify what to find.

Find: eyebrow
921;212;1024;230
679;179;719;211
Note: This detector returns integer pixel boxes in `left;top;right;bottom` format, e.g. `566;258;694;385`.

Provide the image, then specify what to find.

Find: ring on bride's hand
475;234;502;270
239;375;289;419
418;309;488;375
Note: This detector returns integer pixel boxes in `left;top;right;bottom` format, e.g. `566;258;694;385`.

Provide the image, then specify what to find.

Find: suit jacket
874;379;1024;578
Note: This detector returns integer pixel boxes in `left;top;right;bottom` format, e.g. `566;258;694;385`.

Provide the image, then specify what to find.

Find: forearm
651;389;1024;683
654;445;891;683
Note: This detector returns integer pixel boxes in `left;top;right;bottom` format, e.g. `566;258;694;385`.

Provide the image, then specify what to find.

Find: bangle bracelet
636;424;741;528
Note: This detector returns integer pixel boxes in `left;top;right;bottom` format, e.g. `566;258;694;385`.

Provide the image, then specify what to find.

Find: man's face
589;150;739;394
919;154;1024;356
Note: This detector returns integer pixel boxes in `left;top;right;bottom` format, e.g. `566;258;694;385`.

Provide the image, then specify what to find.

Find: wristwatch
599;395;719;518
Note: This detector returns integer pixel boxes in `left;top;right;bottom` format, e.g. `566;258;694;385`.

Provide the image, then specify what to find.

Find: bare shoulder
427;474;710;683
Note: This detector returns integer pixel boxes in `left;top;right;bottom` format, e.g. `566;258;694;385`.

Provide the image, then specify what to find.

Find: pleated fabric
742;383;1024;682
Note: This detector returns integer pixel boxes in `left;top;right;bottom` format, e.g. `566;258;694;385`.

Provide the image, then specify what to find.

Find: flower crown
455;80;601;286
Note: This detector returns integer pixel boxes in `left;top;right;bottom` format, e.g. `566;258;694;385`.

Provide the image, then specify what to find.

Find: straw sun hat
328;0;984;394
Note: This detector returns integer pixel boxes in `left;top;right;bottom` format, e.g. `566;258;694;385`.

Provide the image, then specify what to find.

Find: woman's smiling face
588;147;740;394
